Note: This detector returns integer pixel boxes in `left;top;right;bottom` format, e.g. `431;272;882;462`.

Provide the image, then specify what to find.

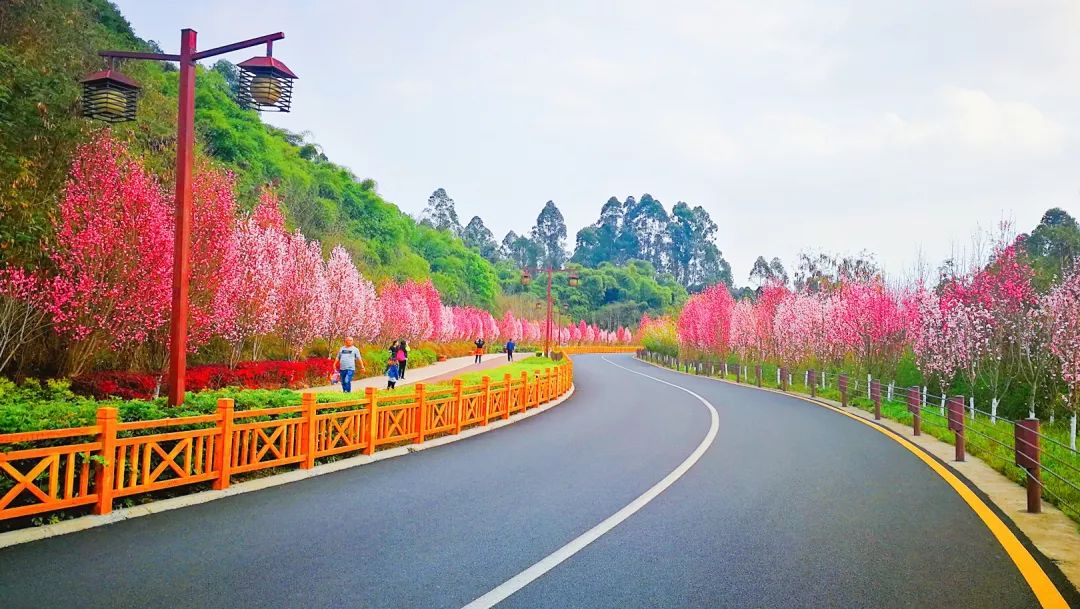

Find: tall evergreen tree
623;194;670;270
502;230;543;269
531;200;568;268
462;215;500;262
421;188;462;236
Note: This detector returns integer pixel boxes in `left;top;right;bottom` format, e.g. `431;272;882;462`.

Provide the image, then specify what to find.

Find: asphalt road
0;354;1057;608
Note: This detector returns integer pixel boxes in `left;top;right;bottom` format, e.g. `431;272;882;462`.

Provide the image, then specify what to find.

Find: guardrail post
453;380;465;434
839;374;848;407
948;395;965;462
481;376;492;424
870;380;881;420
780;367;788;392
808;369;816;397
212;398;234;490
92;407;118;515
365;387;378;455
415;383;426;444
756;364;762;387
1016;419;1041;513
504;373;513;419
302;392;317;469
907;386;921;436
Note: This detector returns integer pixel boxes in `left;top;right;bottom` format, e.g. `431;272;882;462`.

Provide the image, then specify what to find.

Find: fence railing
558;345;641;354
0;362;574;522
637;349;1080;524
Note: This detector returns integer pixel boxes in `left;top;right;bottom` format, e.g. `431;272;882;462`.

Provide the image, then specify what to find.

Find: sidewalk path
306;352;533;394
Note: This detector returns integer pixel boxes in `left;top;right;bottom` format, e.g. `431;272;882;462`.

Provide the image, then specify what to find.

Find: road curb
0;385;576;550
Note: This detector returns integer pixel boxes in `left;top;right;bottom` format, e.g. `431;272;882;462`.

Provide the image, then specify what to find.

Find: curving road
0;354;1070;608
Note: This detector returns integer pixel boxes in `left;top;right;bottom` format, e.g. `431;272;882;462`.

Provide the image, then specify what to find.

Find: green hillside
0;0;499;308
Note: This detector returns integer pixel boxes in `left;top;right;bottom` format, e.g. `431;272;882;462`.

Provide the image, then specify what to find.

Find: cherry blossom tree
324;245;380;350
214;196;289;365
0;268;49;373
1047;266;1080;447
45;133;173;374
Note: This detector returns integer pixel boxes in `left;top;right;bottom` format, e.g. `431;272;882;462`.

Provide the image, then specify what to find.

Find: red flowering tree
45;133;173;374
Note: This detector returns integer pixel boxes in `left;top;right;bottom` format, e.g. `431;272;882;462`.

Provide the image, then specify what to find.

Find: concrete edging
634;356;1080;594
0;384;576;550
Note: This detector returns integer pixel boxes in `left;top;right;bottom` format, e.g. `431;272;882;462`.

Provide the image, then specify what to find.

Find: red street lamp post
84;30;297;406
520;268;579;357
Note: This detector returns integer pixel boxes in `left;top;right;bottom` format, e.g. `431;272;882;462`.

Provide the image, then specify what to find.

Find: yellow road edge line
634;357;1069;609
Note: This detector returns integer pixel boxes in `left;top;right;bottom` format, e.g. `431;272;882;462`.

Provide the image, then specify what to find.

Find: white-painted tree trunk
788;373;793;387
922;386;927;408
969;396;975;420
991;397;998;425
1071;414;1077;451
776;369;781;385
804;370;809;386
939;394;946;416
887;383;893;401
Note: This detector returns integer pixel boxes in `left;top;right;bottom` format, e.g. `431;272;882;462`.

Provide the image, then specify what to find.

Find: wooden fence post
92;407;118;515
520;371;529;409
546;368;553;401
365;387;378;456
453;380;465;434
504;374;513;419
212;398;234;491
481;376;491;425
415;383;426;444
302;392;317;469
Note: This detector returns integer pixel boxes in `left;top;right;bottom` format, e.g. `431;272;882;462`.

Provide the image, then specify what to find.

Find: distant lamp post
80;64;140;123
520;266;580;356
84;30;296;407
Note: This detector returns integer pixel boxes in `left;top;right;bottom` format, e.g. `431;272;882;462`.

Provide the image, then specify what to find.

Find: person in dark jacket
505;338;516;362
474;337;485;364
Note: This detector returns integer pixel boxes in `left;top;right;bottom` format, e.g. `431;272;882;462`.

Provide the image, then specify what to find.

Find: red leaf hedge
72;358;336;400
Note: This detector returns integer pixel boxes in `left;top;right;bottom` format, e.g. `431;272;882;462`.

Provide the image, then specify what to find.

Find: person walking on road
386;357;399;390
397;339;409;380
399;341;410;377
337;337;364;393
474;337;485;364
505;338;516;362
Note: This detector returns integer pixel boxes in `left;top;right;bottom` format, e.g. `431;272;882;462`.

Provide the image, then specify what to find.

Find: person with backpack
397;339;409;379
505;338;516;362
336;337;364;393
386;357;400;390
474;337;485;364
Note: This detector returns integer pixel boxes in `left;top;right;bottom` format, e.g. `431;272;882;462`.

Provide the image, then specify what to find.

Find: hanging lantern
568;272;580;287
80;68;140;123
521;271;532;286
236;56;297;112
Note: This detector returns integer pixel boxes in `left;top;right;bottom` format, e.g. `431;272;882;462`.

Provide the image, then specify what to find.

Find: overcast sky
115;0;1080;285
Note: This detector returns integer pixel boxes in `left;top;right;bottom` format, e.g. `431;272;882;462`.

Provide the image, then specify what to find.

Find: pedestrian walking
336;337;364;393
386;357;400;390
505;338;516;362
474;337;485;364
398;339;410;380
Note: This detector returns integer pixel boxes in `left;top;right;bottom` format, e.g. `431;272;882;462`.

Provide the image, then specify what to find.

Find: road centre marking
461;356;720;608
636;356;1070;609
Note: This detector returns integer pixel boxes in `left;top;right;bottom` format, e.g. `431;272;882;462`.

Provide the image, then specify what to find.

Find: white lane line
462;355;720;609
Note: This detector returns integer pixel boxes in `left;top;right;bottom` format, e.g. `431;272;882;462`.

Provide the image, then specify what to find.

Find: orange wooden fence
557;345;641;354
0;362;573;522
